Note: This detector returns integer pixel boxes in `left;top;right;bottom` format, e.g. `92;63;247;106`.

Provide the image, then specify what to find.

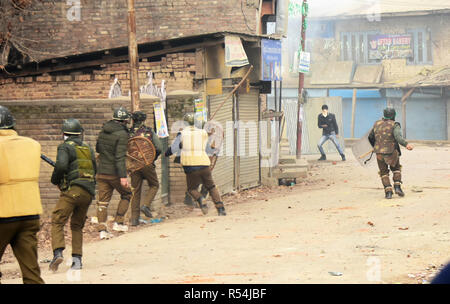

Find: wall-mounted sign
206;78;223;95
368;34;413;60
298;51;310;73
261;39;282;81
194;98;208;126
153;102;169;138
225;35;249;67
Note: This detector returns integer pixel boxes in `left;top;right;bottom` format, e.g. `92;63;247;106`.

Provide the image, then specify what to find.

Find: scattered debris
329;271;343;276
398;227;409;230
39;259;51;263
159;234;168;238
411;186;423;193
273;255;282;258
367;221;374;226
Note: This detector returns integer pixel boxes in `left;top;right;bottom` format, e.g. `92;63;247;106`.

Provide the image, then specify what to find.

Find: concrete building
279;0;450;156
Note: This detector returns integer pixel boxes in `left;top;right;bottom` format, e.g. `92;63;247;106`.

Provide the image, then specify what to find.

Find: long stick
210;65;254;121
127;0;140;112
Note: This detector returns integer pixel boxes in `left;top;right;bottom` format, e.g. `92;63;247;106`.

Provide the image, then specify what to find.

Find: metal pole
127;0;140;112
296;0;307;159
351;88;357;138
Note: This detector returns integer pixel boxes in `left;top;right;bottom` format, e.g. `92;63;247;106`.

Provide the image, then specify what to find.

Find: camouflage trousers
376;150;402;193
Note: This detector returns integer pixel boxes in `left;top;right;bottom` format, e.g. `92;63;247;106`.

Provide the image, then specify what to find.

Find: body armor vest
66;141;95;187
373;119;396;154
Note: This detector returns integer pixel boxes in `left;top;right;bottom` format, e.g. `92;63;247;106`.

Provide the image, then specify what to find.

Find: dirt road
2;144;450;284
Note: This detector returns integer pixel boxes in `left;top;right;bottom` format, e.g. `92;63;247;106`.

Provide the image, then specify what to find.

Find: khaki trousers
130;164;159;221
51;185;92;256
186;167;223;209
96;175;132;231
0;219;44;284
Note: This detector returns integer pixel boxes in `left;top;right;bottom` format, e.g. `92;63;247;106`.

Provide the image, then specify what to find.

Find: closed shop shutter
237;89;260;189
209;92;235;195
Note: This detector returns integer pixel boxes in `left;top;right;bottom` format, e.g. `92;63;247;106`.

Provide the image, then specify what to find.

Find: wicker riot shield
126;136;156;173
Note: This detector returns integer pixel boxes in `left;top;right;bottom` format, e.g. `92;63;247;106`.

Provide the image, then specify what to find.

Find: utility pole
296;0;307;159
127;0;140;112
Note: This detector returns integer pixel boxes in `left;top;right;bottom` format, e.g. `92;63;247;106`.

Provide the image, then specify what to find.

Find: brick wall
13;0;259;62
0;52;196;100
1;98;162;219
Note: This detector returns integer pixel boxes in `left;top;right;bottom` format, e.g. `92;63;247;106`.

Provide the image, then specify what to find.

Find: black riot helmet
131;111;147;123
0;106;16;129
383;108;396;120
113;106;131;121
62;118;83;135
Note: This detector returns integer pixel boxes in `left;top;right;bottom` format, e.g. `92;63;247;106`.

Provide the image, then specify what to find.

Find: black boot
140;205;153;218
49;248;64;272
217;206;227;216
318;154;326;161
130;217;140;227
394;185;405;197
385;191;393;199
71;255;82;270
184;192;196;207
197;197;209;215
341;154;346;161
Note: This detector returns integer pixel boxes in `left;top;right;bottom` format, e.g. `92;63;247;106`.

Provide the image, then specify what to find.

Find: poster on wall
194;98;208;126
153;102;169;138
225;35;249;67
261;38;282;81
368;34;413;60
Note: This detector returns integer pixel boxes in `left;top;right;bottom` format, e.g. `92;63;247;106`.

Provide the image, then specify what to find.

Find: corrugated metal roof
308;0;450;19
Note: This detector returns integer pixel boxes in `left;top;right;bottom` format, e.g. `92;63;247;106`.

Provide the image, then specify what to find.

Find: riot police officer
369;108;414;199
49;118;97;271
128;111;163;226
0;106;44;284
96;107;132;239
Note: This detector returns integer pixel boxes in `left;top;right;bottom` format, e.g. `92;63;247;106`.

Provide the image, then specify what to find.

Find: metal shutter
237;89;260;189
209;93;235;195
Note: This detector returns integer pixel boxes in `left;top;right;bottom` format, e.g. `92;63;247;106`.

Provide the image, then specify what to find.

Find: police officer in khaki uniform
128;111;163;226
49;118;97;272
96;107;132;239
0;106;44;284
166;113;226;216
369;108;413;199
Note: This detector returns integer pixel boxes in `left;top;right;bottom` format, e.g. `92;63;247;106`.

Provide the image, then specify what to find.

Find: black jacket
96;120;129;178
318;113;339;136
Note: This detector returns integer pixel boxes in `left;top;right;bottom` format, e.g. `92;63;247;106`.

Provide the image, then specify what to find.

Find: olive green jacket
96;120;129;178
51;136;97;196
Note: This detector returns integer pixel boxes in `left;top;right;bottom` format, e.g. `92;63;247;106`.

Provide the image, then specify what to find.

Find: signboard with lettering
261;39;282;81
368;34;413;60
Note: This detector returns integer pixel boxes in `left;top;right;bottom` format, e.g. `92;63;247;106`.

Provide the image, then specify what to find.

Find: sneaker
140;205;153;218
112;222;129;232
71;255;82;270
99;230;113;240
318;154;326;161
49;248;64;272
341;154;346;161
